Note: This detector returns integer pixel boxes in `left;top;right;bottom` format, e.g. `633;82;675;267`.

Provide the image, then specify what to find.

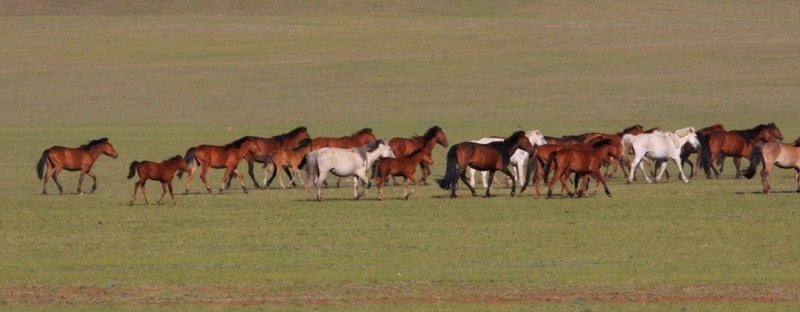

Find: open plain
1;1;800;310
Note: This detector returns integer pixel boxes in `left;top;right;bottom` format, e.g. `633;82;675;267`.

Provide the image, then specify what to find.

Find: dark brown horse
36;137;118;194
184;136;261;193
387;125;448;185
541;140;622;198
700;123;783;179
374;148;434;200
743;140;800;194
236;126;310;189
437;131;535;198
127;155;189;205
263;138;312;189
311;128;377;186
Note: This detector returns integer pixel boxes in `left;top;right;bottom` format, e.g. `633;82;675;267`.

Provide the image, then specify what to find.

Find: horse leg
352;176;361;199
278;166;287;189
166;180;177;204
199;165;212;193
468;168;477;188
87;171;98;193
261;164;272;189
733;156;743;179
457;168;477;197
185;165;197;193
420;162;431;186
140;181;150;205
406;175;419;200
316;171;327;201
377;173;386;201
265;162;279;188
501;168;517;197
131;178;144;205
157;181;168;205
795;169;800;193
655;160;668;182
235;168;248;193
245;159;261;189
592;172;611;197
672;156;690;183
760;163;772;194
52;167;65;194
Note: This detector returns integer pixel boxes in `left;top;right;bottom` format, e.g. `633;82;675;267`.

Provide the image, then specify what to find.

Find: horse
262;138;312;189
36;137;118;195
183;136;261;194
437;130;535;198
387;126;448;185
235;126;310;189
623;127;700;184
541;139;623;198
311;128;377;187
468;130;547;188
521;139;616;197
127;155;189;205
374;148;434;200
305;140;395;201
743;139;800;194
699;123;783;179
678;123;727;178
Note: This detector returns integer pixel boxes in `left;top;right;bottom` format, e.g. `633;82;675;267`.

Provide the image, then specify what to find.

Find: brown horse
541;140;622;198
437;131;535;198
36;137;118;194
700;123;783;179
311;128;377;186
679;123;727;178
374;148;434;200
127;155;189;205
387;125;448;185
743;139;800;194
236;126;310;189
263;138;312;189
184;136;261;194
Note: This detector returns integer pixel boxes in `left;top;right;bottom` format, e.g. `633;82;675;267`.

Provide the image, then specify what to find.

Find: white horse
468;130;547;188
305;140;395;201
622;127;700;184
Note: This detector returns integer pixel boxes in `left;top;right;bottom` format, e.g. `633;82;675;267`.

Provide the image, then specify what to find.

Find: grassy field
2;1;800;310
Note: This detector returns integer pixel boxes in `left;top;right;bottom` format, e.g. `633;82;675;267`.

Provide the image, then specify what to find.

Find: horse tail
542;151;558;183
304;153;319;189
742;144;763;179
437;145;459;190
36;149;49;180
127;161;140;179
184;147;196;168
697;133;712;177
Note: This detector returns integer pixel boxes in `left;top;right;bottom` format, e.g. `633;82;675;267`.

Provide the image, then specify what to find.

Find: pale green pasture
1;1;800;310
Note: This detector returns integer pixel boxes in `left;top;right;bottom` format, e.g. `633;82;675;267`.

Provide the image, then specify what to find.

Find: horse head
97;139;119;159
767;122;783;141
507;131;535;154
525;130;547;146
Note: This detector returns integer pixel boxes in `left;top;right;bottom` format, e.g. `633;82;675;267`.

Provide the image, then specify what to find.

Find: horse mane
591;138;613;148
353;128;373;136
363;139;385;152
733;124;770;141
227;136;252;148
81;137;109;150
293;138;312;151
421;126;442;142
271;126;307;145
672;127;696;137
622;124;644;134
164;155;182;162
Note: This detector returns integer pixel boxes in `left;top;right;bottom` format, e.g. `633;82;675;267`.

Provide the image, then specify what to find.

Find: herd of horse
34;122;800;204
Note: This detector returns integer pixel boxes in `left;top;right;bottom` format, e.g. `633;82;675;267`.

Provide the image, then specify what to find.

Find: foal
127;155;189;205
374;148;434;200
263;138;312;189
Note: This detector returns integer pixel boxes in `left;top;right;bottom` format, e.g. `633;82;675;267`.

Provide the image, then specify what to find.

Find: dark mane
353;128;373;136
227;136;252;148
272;126;308;145
293;138;312;151
421;126;442;142
591;138;614;148
81;137;108;150
733;124;770;141
621;124;644;134
164;155;182;162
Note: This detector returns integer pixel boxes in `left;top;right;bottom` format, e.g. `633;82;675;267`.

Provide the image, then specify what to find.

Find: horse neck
87;144;109;160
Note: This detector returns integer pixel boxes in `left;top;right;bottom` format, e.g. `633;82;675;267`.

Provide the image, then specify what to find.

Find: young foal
263;138;312;189
374;148;434;200
127;155;189;205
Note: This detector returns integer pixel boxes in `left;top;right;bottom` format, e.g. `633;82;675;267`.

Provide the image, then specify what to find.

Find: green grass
2;1;800;310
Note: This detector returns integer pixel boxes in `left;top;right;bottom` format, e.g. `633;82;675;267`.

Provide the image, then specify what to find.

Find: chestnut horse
263;138;312;189
36;137;118;194
699;123;783;179
437;131;535;198
374;148;434;200
127;155;189;205
541;139;623;198
236;126;310;189
387;125;448;185
521;139;615;197
184;136;261;194
743;139;800;194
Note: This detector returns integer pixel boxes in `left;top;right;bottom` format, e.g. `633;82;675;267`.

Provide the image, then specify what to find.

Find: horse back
458;143;503;170
46;146;92;171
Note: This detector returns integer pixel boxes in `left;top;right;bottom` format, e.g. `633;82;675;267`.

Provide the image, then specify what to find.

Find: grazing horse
541;140;623;198
236;126;310;189
127;155;189;205
699;123;783;179
623;127;700;184
468;130;547;188
36;137;118;194
387;126;448;185
437;131;535;198
263;138;312;189
374;148;434;200
184;136;261;194
305;140;395;201
743;139;800;194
